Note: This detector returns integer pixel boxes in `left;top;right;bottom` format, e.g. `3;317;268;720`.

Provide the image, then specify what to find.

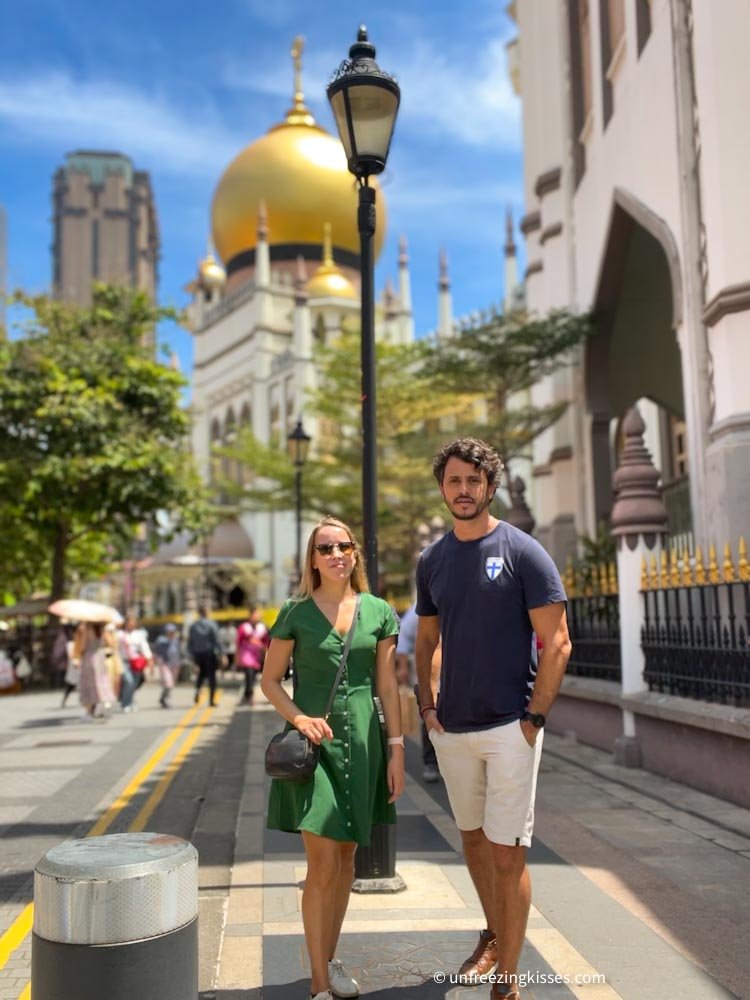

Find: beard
444;492;495;521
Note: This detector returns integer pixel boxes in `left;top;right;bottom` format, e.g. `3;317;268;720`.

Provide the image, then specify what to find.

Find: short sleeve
269;600;299;640
518;538;567;610
415;555;438;617
376;599;400;641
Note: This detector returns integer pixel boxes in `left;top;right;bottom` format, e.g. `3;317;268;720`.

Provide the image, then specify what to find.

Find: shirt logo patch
485;556;505;581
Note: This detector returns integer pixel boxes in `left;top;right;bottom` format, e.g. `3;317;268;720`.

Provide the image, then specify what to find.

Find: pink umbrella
48;599;124;625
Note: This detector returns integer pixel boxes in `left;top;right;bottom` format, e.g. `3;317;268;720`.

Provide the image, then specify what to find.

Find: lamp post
327;25;400;597
287;418;311;589
328;27;404;895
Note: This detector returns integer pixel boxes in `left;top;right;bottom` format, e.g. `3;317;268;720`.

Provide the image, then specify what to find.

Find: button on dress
266;593;399;845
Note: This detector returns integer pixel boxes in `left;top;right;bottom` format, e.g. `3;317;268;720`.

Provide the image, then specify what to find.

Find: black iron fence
564;560;622;682
641;545;750;706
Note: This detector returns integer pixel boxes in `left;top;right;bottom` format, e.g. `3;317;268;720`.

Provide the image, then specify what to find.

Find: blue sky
0;0;525;377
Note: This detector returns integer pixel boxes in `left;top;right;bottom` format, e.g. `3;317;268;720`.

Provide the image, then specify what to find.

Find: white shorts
428;721;543;847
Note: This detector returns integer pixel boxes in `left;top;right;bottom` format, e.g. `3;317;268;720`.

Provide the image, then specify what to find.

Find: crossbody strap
323;593;362;720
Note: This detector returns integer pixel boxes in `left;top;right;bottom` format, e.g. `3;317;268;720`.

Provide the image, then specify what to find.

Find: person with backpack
187;606;222;706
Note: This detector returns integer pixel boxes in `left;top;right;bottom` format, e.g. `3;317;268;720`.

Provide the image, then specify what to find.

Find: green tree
422;308;592;477
222;331;460;591
0;285;212;602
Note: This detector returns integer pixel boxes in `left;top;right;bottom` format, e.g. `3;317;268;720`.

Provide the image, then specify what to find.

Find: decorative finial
505;206;516;256
439;248;450;290
505;476;535;535
399;235;408;267
258;200;268;241
282;36;315;126
610;405;668;544
322;222;334;267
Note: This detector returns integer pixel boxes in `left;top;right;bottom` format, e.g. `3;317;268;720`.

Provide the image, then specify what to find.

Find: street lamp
287;418;311;588
327;26;400;597
328;27;404;895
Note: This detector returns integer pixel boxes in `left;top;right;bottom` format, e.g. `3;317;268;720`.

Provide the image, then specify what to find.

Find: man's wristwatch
522;710;546;729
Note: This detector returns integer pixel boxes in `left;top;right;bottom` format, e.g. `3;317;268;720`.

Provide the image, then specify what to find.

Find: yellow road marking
0;694;215;987
0;904;32;972
87;699;203;837
130;696;220;832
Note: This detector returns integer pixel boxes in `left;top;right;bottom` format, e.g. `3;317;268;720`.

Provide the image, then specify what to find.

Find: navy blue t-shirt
415;521;566;732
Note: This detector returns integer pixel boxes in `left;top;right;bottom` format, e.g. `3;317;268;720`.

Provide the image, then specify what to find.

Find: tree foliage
0;285;212;602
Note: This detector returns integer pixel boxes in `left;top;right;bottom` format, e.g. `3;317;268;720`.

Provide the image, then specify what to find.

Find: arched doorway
585;189;691;544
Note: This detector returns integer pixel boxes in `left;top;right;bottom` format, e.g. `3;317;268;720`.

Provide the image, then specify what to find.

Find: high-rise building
52;151;159;305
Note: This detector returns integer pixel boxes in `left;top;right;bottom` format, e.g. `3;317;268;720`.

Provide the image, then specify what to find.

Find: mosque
137;39;520;615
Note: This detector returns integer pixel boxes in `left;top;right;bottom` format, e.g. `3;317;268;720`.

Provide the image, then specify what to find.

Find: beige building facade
508;0;750;560
52;150;159;306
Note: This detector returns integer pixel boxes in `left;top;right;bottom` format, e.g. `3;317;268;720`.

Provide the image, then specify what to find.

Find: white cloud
0;74;238;178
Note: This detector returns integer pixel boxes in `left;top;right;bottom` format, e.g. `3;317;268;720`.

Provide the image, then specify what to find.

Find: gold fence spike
650;554;659;589
694;545;706;585
599;563;608;595
609;560;618;594
708;543;719;584
682;547;693;587
660;549;669;589
739;537;750;582
564;556;576;596
641;556;648;591
670;548;680;587
723;541;735;583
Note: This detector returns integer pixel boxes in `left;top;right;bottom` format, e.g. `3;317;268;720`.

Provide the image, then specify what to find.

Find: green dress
266;592;399;845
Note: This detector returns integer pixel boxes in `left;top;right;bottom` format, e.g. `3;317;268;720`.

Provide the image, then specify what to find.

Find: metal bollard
32;832;198;1000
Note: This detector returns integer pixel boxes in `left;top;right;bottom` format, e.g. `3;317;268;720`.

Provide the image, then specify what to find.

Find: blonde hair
297;516;370;599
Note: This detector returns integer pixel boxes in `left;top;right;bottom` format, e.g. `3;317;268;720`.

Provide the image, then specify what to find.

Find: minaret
256;200;270;288
397;235;414;344
383;276;398;343
438;248;453;339
293;254;317;405
503;206;519;312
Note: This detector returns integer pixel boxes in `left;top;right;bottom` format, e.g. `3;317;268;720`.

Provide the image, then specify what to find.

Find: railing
564;560;622;682
641;541;750;706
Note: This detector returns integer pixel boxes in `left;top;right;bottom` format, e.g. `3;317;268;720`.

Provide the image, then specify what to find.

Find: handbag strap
323;593;362;720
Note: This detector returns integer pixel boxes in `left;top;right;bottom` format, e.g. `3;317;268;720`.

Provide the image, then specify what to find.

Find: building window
636;0;651;56
599;0;625;127
567;0;593;185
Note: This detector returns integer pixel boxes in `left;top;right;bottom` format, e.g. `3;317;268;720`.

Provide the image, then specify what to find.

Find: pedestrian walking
415;438;571;1000
153;623;181;708
187;606;222;706
117;615;152;711
395;602;442;783
218;621;238;672
76;623;116;720
261;516;404;1000
236;606;269;705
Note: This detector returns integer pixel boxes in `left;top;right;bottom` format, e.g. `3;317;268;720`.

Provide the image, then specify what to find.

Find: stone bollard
32;832;198;1000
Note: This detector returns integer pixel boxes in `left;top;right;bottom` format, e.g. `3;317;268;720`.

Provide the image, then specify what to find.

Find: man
415;438;571;1000
187;606;222;706
396;602;441;783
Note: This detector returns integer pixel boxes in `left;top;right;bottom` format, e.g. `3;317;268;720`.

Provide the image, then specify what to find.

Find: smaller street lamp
287;418;312;588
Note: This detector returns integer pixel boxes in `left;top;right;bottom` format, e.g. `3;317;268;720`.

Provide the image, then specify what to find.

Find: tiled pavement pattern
1;685;749;1000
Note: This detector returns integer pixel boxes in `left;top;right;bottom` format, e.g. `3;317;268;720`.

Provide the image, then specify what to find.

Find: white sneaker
310;992;333;1000
328;959;359;998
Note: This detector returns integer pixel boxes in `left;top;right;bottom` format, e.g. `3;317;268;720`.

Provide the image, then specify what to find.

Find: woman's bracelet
387;736;405;747
419;704;436;719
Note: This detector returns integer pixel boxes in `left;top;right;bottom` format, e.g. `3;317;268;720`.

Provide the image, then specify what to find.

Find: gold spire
199;237;226;291
282;35;316;127
306;223;357;300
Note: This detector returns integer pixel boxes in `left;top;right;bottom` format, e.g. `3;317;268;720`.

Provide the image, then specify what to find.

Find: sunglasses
314;541;356;556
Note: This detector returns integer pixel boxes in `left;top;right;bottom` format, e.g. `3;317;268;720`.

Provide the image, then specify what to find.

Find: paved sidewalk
211;696;748;1000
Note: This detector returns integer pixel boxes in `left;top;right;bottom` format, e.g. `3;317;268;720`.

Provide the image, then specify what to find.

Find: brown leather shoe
489;987;520;1000
458;929;497;981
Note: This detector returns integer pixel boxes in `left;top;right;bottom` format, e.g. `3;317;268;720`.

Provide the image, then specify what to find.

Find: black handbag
264;594;361;783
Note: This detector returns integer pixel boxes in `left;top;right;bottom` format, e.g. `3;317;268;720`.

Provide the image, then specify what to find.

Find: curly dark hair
432;437;504;487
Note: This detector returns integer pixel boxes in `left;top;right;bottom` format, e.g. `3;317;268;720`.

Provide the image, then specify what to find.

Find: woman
76;623;116;719
117;614;152;712
236;606;268;705
261;517;404;1000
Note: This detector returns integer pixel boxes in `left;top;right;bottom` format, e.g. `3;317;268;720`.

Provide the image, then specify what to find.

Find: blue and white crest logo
485;556;505;581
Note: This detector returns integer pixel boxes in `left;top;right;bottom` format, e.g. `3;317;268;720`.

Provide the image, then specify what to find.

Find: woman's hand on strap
293;714;333;745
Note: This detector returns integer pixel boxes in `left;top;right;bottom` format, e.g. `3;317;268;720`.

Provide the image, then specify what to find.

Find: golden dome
211;37;386;271
199;250;226;291
307;224;357;300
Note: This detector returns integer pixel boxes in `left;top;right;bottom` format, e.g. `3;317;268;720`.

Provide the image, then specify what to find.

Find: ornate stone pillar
610;406;668;766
